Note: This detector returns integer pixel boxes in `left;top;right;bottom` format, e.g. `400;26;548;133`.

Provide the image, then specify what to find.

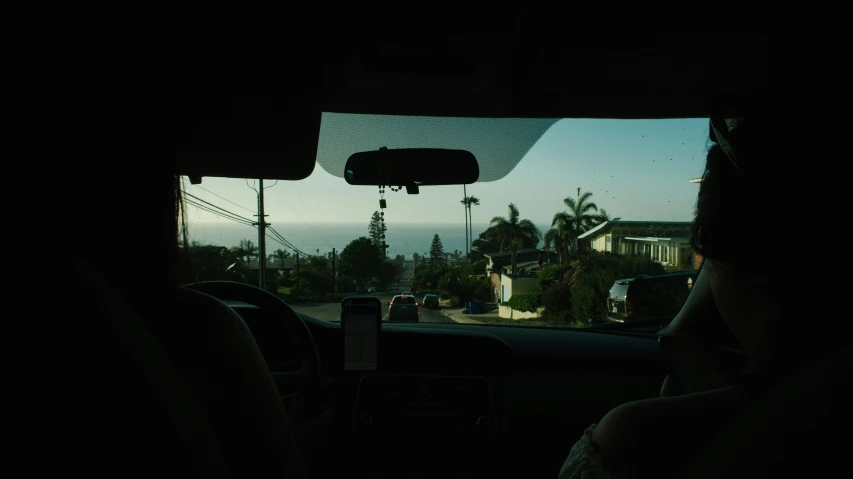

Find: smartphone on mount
341;296;382;371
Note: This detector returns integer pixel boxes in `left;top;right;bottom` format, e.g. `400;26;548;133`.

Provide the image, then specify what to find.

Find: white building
577;220;695;269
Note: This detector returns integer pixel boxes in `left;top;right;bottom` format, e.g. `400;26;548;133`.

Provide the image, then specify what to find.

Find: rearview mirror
344;148;479;189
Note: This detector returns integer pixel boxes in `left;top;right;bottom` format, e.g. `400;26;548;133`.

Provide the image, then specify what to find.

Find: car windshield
395;296;416;305
182;115;705;332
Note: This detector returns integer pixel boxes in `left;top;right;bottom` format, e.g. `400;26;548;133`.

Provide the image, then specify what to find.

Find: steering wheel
182;281;322;398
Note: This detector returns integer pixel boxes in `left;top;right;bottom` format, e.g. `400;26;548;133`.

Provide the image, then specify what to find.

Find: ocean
185;222;550;259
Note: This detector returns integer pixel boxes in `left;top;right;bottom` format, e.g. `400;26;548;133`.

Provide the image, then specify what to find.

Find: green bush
292;270;333;299
438;268;491;303
337;277;357;293
547;311;573;324
541;282;572;320
539;264;572;291
507;292;541;313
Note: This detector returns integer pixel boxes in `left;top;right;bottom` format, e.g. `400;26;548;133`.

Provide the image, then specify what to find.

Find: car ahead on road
421;294;439;309
388;295;419;322
606;271;698;330
367;286;377;293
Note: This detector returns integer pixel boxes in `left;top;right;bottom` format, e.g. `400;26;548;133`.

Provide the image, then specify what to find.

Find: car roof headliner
169;30;766;180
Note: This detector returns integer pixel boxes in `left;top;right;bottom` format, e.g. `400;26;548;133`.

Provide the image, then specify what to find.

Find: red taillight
390;302;394;306
415;302;419;306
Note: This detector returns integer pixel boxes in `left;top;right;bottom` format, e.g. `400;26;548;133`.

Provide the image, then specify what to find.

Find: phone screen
343;299;380;370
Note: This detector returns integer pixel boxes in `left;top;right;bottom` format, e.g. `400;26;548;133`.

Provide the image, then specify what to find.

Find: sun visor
174;97;319;181
315;113;559;182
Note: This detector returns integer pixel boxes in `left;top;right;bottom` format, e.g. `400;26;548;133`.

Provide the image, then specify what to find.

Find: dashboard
229;303;667;478
353;374;497;440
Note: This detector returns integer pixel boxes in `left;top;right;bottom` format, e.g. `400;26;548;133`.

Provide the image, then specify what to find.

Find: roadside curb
439;307;485;325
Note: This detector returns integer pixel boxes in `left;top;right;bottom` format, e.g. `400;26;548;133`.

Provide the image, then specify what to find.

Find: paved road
290;291;455;324
289;261;456;323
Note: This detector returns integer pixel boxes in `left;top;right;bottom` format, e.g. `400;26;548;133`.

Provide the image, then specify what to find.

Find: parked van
607;271;698;329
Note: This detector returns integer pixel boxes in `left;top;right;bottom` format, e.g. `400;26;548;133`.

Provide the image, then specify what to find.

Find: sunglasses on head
709;117;743;171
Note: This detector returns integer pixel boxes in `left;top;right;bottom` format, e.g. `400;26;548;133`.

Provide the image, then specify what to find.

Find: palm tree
555;188;600;255
274;248;289;267
543;228;565;264
594;208;621;225
550;212;577;260
238;239;257;264
461;193;469;264
490;203;541;274
466;196;480;259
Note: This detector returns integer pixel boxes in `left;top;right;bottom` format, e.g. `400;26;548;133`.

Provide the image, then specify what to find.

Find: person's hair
172;175;192;285
687;118;849;363
689;118;776;271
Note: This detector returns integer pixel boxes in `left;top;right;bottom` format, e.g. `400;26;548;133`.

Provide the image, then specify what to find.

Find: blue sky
184;117;709;229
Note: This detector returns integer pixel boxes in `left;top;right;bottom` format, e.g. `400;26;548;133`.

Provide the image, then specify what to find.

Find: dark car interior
57;27;851;479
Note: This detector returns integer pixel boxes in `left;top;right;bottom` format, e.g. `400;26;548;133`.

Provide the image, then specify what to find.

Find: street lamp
689;178;702;183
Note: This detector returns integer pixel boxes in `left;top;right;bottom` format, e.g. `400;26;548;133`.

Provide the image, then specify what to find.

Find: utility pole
253;179;270;290
332;248;336;298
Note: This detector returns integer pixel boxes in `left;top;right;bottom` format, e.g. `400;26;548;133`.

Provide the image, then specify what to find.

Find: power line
268;226;310;257
185;201;253;226
184;192;314;257
275;190;334;250
265;232;300;255
192;185;255;213
185;199;255;226
186;201;302;257
185;192;255;223
185;198;251;223
273;230;308;258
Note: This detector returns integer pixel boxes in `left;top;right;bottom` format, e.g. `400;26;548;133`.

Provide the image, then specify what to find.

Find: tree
273;248;290;267
368;211;387;257
465;196;480;260
414;263;450;293
490;203;541;275
543;228;566;264
553;188;600;257
238;239;257;263
378;261;397;290
460;194;469;264
393;254;405;277
429;234;445;267
595;208;621;224
339;237;381;288
472;224;537;256
186;243;243;282
308;254;329;272
461;195;481;264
